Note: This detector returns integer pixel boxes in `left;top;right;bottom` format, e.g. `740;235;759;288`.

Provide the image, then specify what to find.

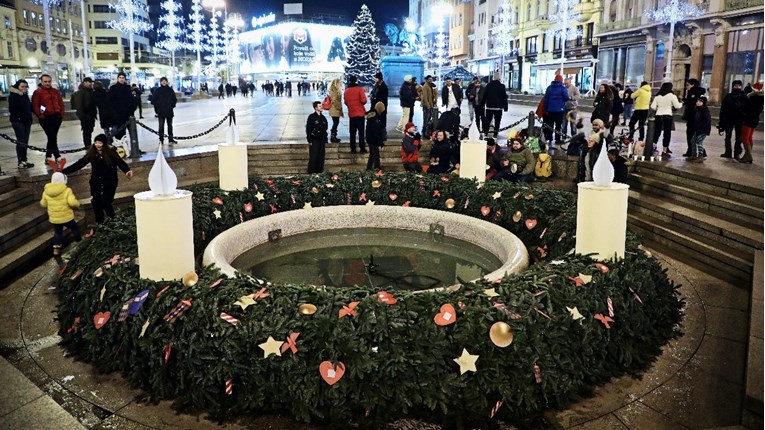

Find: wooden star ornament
259;336;284;357
453;348;479;375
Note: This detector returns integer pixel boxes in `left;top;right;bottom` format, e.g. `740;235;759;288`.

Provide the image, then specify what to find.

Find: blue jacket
543;81;570;113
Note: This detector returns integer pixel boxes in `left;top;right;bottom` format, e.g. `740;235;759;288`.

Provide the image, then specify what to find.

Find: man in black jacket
71;77;96;149
682;78;706;156
306;101;329;173
718;80;746;159
370;72;389;138
152;77;178;145
108;72;136;139
436;107;461;142
480;73;508;137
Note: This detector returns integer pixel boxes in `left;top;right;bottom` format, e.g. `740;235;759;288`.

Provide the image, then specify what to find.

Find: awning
532;59;595;71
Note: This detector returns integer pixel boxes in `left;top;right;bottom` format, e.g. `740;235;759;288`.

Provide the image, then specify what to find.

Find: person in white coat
650;82;683;157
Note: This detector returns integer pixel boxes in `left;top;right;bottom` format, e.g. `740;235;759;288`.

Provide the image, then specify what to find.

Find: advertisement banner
239;22;353;75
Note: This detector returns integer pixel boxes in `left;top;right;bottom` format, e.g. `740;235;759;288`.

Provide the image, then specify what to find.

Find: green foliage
56;172;683;427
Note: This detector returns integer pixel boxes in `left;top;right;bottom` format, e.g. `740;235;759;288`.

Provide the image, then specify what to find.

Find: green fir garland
56;171;683;428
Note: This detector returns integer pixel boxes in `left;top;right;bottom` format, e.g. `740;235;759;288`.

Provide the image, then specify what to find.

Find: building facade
0;1;21;95
448;0;472;64
596;0;764;104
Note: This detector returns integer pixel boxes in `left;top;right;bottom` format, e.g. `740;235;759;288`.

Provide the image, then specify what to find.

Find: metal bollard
643;115;655;158
527;111;535;137
128;116;141;159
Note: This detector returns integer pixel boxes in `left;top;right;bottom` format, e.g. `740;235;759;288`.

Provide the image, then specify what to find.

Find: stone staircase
248;142;428;176
627;162;764;284
0;176;86;285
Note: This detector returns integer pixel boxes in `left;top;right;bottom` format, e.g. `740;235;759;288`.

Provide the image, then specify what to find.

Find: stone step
628;213;752;284
635;162;763;208
0;214;86;285
628;173;763;229
0;188;35;217
0;204;50;255
0;175;16;194
628;190;764;255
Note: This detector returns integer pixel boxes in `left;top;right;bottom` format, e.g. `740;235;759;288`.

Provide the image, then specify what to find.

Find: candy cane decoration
490;400;503;419
220;313;239;326
607;297;614;317
225;379;233;395
533;362;542;384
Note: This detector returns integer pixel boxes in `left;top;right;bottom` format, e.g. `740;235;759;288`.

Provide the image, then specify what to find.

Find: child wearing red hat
401;122;422;172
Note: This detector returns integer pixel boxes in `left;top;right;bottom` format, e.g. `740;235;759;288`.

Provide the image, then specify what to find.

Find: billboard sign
239;22;352;75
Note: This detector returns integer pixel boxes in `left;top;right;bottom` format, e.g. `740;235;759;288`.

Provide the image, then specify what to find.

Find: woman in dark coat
738;82;764;164
62;134;133;223
591;84;613;125
8;79;34;168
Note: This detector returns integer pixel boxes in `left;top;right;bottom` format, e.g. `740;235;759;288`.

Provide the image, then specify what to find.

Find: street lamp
645;0;704;82
431;2;452;89
225;13;244;83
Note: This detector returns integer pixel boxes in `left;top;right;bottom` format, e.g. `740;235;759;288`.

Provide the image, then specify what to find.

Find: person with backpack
718;80;747;159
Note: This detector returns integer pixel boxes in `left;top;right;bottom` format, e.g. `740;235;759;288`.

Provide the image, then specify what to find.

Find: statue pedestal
575;182;629;260
134;190;195;280
218;144;248;191
459;141;485;183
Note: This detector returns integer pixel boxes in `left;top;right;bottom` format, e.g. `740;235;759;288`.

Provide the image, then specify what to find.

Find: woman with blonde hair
328;78;344;143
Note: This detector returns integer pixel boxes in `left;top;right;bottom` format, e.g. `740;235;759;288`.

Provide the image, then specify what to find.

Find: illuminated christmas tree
645;0;705;81
187;0;206;89
107;0;152;78
157;0;185;82
344;4;381;87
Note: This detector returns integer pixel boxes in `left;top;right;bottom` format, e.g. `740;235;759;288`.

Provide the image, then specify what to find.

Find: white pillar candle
575;182;630;260
218;144;249;191
134;190;195;280
459;141;486;183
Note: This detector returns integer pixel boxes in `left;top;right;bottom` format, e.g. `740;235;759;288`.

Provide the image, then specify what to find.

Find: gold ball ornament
489;321;514;347
371;180;382;188
445;198;456;209
298;303;317;315
182;271;199;287
512;211;522;222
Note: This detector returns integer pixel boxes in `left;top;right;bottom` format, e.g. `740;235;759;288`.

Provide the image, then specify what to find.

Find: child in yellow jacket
40;172;82;255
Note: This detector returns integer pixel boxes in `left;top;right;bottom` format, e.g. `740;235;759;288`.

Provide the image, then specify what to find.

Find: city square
0;1;764;429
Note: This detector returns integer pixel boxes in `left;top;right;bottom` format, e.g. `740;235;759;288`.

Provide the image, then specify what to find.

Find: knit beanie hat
51;172;67;184
554;75;563;83
405;122;415;131
753;82;764;91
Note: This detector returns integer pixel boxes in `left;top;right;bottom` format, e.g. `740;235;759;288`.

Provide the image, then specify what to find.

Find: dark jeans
723;123;742;155
473;104;483;131
366;145;381;170
685;120;695;154
628;110;648;141
158;115;174;142
422;107;434;130
39;115;62;159
543;111;564;144
78;114;95;148
349;117;365;152
493;170;531;183
331;116;340;135
307;139;326;173
407;107;414;123
11;121;31;163
92;189;116;224
483;109;503;136
53;219;82;246
653;115;674;149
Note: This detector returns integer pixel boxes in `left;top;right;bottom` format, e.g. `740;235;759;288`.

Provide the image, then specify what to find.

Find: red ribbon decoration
594;313;615;329
252;287;270;301
339;301;360;318
280;332;300;354
164;344;172;364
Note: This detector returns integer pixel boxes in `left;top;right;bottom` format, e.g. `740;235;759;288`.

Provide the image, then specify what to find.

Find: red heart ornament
377;291;397;305
525;219;537;230
389;194;398;201
212;197;223;205
244;202;253;213
434;304;457;326
93;311;111;329
319;361;346;385
596;263;609;273
481;206;491;216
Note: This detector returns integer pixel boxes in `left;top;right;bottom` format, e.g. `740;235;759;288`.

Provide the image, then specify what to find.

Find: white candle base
219;144;249;191
459;141;486;183
575;182;629;260
134;190;195;281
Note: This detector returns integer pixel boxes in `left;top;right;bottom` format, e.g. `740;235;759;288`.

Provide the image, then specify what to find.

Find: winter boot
738;144;753;164
330;131;340;143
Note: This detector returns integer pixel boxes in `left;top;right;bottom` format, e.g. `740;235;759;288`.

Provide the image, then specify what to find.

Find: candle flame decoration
592;139;614;187
226;122;240;145
148;145;178;196
468;121;481;143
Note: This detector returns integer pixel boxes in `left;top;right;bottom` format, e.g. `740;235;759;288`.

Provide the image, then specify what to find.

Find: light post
645;0;704;82
431;2;452;89
225;13;244;84
80;0;90;75
32;0;59;85
203;0;226;82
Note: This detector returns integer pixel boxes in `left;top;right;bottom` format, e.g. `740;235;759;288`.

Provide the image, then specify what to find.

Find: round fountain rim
203;205;529;283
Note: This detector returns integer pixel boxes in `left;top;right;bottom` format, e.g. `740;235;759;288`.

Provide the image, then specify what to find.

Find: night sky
229;0;409;26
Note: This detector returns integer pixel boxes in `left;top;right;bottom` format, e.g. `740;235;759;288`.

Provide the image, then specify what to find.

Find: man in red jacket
343;75;368;153
31;74;66;162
